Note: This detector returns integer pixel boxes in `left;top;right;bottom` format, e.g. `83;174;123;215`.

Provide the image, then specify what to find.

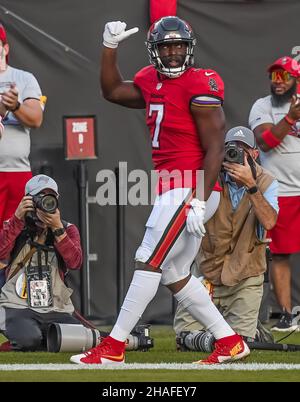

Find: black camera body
32;194;58;214
224;142;244;165
25;194;58;227
126;324;154;352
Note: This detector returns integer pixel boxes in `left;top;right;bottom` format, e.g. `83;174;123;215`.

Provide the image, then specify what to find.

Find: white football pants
135;188;220;285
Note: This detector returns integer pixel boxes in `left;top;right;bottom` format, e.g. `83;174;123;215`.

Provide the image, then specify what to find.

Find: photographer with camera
0;174;83;351
0;174;155;353
174;127;279;346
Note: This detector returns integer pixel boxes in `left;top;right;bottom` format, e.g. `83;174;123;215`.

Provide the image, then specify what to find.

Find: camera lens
41;195;58;213
125;334;140;351
179;330;215;352
227;149;238;159
224;142;244;165
47;323;100;352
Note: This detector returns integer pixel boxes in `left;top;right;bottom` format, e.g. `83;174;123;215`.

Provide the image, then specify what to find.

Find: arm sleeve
133;67;146;89
256;179;279;240
133;73;141;89
0;215;25;262
22;72;42;101
190;70;224;106
262;179;279;213
54;224;83;270
249;98;273;130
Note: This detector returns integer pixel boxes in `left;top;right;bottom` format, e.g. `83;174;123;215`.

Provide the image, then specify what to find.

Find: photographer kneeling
0;174;83;351
174;127;279;346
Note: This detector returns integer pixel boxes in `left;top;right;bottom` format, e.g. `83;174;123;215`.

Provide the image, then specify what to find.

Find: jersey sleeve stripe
193;95;221;102
190;94;223;108
191;100;222;107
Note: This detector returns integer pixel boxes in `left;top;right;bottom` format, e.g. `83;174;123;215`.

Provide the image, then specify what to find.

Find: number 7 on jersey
149;104;164;148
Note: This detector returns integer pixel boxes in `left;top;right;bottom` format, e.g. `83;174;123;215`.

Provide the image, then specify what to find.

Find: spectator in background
0;23;44;228
0;174;82;351
174;127;278;341
0;101;6;287
249;56;300;331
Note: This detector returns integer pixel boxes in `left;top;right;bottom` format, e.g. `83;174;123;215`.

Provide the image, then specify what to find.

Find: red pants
0;171;32;228
269;195;300;254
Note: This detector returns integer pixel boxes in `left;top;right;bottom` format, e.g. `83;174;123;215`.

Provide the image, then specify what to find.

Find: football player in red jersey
71;16;250;365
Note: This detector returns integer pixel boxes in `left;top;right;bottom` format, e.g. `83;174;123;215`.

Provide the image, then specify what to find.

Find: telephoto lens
47;323;154;353
176;330;215;352
47;323;100;352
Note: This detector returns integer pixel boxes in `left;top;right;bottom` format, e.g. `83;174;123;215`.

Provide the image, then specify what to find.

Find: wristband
52;227;66;237
261;129;281;149
11;101;20;112
284;115;296;126
246;185;258;194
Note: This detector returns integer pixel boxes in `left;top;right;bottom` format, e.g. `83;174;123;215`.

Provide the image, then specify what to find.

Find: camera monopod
248;341;300;352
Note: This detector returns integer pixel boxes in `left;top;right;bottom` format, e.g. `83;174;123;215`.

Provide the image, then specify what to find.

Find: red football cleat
70;336;125;365
194;334;250;364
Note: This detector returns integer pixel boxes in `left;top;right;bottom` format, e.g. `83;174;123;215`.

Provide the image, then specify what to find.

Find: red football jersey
134;66;224;193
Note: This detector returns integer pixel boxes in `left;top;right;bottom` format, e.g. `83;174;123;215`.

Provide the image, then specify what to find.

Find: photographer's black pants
4;307;80;351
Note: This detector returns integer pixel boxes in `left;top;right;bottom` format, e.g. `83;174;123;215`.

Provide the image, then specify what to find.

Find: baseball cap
225;126;256;149
267;56;300;78
25;174;59;196
0;24;8;64
0;24;7;44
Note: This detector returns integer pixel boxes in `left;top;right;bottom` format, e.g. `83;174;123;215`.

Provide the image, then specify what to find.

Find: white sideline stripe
1;363;300;371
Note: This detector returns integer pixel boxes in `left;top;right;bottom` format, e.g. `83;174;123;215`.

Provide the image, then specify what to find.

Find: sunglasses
270;70;292;83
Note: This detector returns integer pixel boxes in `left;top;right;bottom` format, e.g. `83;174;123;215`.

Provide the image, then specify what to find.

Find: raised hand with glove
103;21;139;48
186;198;206;238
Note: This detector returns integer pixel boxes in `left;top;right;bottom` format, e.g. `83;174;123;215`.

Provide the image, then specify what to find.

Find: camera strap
25;234;53;308
37;248;43;280
247;155;257;180
6;230;47;282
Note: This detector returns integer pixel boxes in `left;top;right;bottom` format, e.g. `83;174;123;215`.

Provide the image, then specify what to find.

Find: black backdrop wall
0;0;299;324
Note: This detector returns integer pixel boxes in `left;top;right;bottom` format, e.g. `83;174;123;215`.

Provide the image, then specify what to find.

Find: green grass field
1;326;300;382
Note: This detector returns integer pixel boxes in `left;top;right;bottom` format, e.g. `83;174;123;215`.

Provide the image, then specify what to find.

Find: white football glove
103;21;139;48
186;199;206;238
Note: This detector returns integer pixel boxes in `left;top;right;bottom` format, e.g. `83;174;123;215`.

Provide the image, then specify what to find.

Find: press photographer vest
0;226;74;313
199;165;274;286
